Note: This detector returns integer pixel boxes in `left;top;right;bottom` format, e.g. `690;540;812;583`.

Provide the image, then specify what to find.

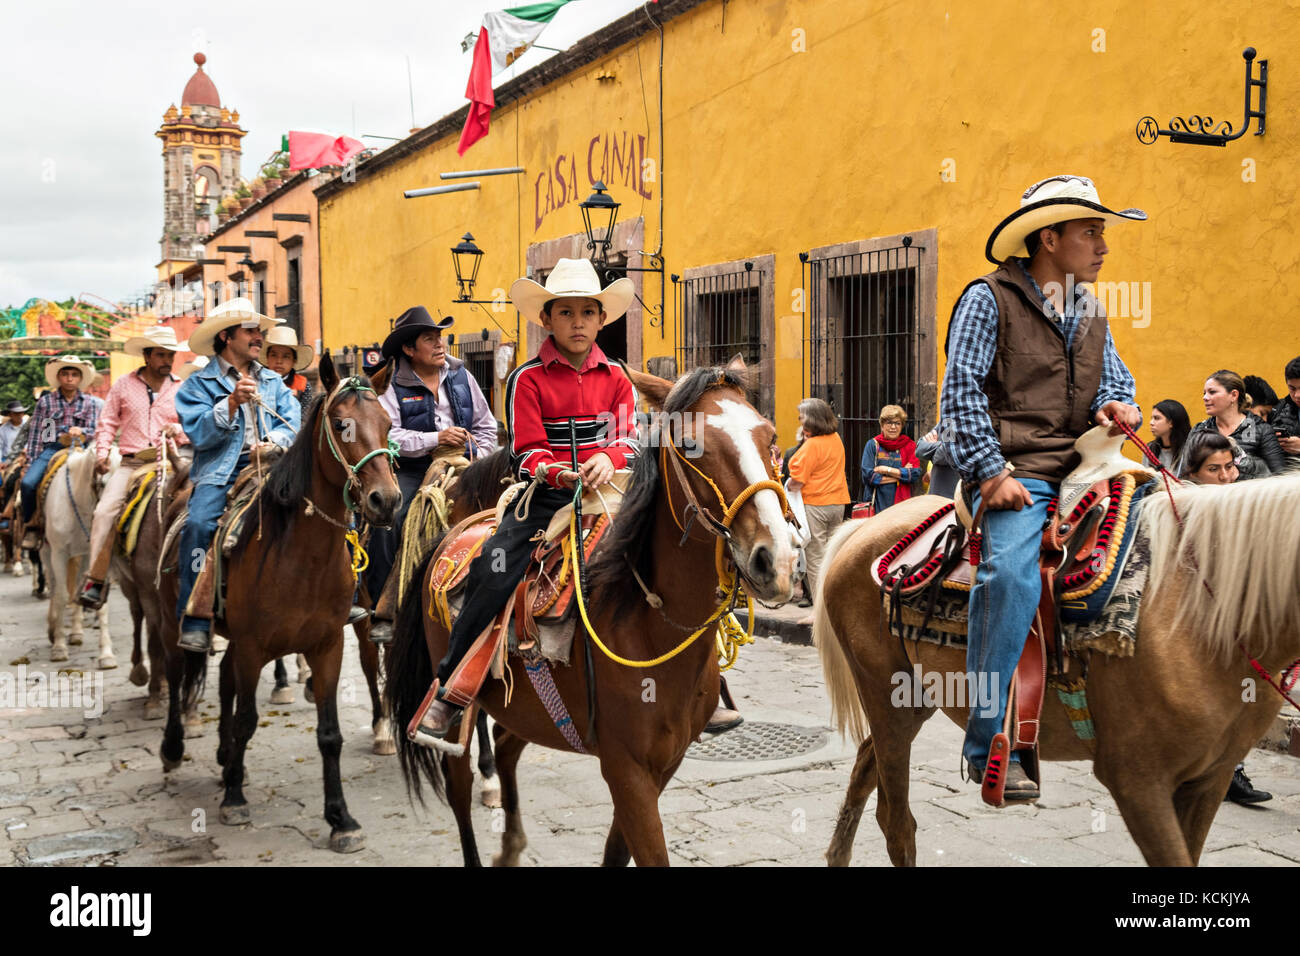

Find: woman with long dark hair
1188;369;1285;479
1148;399;1190;472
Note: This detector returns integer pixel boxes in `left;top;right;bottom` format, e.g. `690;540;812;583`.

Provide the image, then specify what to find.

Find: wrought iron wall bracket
1136;47;1267;147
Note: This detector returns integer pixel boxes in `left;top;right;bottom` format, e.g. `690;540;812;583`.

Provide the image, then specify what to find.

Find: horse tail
386;543;446;806
812;518;870;744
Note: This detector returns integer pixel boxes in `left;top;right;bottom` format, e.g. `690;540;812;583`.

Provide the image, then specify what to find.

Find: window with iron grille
451;332;498;415
802;231;937;502
674;254;775;419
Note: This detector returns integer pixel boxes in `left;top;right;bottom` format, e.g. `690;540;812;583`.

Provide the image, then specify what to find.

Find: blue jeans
20;444;60;522
176;454;247;634
963;476;1057;767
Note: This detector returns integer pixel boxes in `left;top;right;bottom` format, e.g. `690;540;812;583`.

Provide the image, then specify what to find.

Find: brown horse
158;355;401;852
387;360;800;866
814;471;1300;866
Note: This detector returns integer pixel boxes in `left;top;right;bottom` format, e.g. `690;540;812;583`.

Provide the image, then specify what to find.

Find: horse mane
452;448;513;512
586;363;754;607
1143;471;1300;662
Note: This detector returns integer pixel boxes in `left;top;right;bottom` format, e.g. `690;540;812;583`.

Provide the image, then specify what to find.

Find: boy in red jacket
413;259;638;743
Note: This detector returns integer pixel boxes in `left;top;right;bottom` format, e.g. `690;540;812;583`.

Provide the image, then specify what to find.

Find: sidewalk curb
738;608;812;647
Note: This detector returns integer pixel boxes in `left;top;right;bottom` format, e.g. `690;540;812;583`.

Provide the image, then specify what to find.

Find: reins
1116;419;1300;711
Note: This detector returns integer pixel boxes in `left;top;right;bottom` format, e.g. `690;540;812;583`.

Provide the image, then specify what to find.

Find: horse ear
369;358;393;393
319;349;339;392
626;368;671;411
726;353;747;372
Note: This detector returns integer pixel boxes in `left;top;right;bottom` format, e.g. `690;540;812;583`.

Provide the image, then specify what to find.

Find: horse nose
748;544;776;589
368;487;400;525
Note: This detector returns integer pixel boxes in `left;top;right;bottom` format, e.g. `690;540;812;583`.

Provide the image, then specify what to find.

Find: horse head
628;356;799;604
317;350;402;527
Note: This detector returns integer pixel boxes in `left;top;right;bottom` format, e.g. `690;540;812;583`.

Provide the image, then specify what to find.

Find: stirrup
980;733;1011;807
406;681;465;756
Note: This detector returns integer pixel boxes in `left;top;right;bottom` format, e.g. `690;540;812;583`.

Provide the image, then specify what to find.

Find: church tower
155;53;247;280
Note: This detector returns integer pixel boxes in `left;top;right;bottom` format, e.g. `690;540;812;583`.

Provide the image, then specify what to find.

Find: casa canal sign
534;128;655;231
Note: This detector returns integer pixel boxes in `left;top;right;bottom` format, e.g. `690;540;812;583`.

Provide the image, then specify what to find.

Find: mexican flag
286;130;366;171
458;1;574;155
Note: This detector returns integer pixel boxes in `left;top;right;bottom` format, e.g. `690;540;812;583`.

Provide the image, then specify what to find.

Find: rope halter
316;375;399;515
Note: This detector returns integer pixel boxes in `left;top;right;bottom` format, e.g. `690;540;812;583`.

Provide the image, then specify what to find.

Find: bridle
313;376;399;516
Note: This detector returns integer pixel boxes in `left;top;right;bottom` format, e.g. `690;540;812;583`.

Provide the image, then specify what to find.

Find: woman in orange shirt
787;398;850;607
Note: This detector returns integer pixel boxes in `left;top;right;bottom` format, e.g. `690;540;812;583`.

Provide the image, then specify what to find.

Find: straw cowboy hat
380;306;454;361
44;355;99;390
985;175;1147;265
177;355;208;380
123;324;183;356
263;325;315;370
509;258;634;322
187;297;281;357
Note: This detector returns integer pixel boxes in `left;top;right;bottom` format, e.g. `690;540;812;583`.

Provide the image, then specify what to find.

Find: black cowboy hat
380;306;454;361
4;401;28;414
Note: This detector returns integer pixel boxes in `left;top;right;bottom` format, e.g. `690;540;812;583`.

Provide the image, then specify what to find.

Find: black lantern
579;181;619;265
451;232;484;301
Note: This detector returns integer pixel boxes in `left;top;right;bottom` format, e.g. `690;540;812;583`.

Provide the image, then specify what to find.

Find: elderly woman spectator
787;398;849;607
860;405;922;511
1148;399;1190;473
1187;370;1285;479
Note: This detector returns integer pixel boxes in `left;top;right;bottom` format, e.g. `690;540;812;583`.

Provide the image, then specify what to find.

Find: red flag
287;130;366;171
457;27;494;156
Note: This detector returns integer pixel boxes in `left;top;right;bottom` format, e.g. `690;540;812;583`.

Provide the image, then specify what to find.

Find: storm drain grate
686;721;829;762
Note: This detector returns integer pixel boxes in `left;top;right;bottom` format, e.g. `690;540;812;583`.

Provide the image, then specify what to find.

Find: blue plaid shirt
25;390;101;459
940;259;1137;485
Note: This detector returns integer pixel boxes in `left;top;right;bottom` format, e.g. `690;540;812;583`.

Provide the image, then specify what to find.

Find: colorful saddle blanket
116;466;158;557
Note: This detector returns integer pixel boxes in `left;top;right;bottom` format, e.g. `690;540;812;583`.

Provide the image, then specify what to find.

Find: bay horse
387;360;799;866
41;445;114;667
814;471;1300;866
1;456;26;577
158;354;401;852
112;441;191;720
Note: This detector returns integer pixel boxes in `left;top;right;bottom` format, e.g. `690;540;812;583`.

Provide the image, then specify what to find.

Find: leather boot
78;577;107;610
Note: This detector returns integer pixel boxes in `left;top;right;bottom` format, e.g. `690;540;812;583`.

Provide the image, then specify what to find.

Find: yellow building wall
321;0;1300;448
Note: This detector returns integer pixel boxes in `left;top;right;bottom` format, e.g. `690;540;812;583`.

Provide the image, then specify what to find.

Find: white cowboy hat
177;355;208;380
263;325;315;370
186;297;282;357
44;355;99;390
509;258;634;323
123;324;183;356
985;175;1147;265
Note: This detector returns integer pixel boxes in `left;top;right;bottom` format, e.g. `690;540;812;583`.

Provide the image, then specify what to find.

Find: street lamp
578;181;620;265
450;232;485;302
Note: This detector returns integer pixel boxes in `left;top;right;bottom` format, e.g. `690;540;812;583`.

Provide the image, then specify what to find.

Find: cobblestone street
2;567;1298;867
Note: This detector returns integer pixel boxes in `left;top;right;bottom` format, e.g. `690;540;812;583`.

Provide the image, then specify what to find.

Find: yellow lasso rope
569;508;754;669
346;528;369;583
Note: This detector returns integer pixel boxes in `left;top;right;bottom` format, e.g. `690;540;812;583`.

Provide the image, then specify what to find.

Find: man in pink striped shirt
79;327;188;608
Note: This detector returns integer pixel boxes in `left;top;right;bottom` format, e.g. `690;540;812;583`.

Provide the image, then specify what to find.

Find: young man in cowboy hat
78;326;188;608
365;306;498;643
412;259;639;743
941;175;1144;800
173;299;300;652
262;325;317;414
19;356;103;547
0;401;27;461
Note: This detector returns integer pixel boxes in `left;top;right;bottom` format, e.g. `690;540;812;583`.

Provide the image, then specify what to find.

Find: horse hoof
303;679;315;704
128;663;149;686
161;754;182;772
270;685;294;705
296;654;311;684
183;717;204;740
143;699;166;720
219;804;251;826
481;775;502;808
69;634;83;646
372;735;396;756
50;645;68;662
329;829;365;854
98;655;117;671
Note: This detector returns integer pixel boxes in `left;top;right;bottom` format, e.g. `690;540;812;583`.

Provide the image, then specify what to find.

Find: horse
813;471;1300;866
157;354;401;853
1;456;26;577
40;445;114;667
386;360;800;866
111;441;191;720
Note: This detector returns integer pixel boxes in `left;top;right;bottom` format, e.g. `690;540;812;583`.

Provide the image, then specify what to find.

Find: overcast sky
0;0;648;310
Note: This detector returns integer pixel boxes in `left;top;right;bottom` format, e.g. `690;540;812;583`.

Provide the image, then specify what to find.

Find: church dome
181;52;220;108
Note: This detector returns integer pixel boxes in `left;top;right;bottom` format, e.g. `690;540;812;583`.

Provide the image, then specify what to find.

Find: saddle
430;479;622;712
871;426;1156;805
116;466;158;557
35;448;73;514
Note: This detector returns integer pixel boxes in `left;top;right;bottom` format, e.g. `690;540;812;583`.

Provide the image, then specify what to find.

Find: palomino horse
387;361;799;866
41;445;114;667
158;355;401;852
814;472;1300;866
112;442;191;720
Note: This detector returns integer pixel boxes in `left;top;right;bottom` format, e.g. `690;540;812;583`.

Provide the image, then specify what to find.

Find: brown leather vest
953;262;1108;482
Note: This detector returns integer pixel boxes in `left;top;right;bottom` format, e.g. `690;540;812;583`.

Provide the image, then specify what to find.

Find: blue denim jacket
175;359;300;487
